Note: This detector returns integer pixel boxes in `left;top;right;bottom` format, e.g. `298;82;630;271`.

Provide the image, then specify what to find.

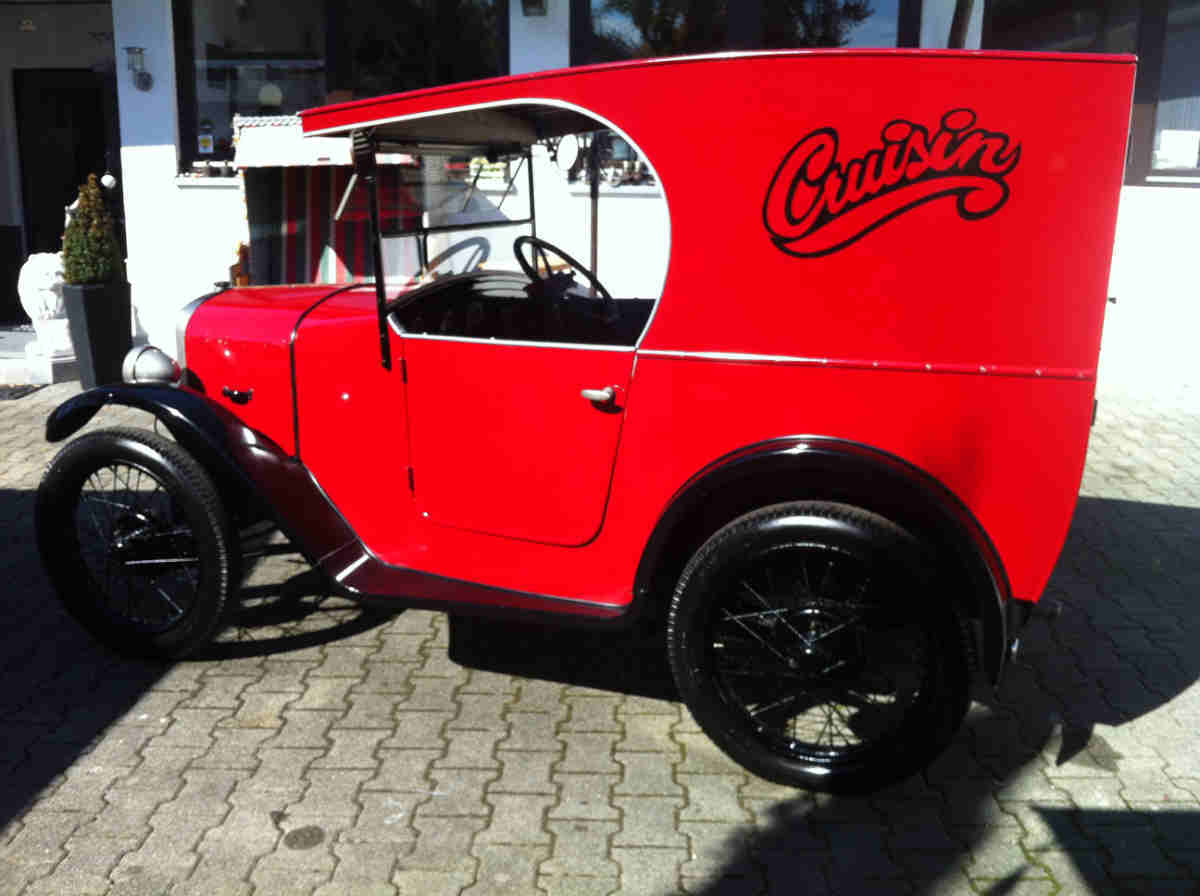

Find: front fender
45;384;356;567
46;384;263;520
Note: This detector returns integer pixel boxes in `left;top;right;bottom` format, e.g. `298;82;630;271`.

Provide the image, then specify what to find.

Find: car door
401;333;634;546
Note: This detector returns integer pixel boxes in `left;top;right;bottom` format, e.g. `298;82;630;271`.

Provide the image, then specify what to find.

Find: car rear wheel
666;501;970;793
36;427;234;660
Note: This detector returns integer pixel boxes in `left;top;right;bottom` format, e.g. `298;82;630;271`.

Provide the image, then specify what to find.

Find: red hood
182;284;353;455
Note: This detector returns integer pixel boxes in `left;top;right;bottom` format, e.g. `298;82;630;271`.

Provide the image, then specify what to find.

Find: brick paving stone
449;693;513;731
403;816;487;871
551;774;620;821
612;796;686;848
375;710;452;752
501;711;562;751
557;733;621;774
509;680;569;714
612;846;688;896
679;775;752;823
311;727;389;769
355;662;420;695
679;821;757;879
674;733;744;775
369;748;442;791
617;715;679;754
420;770;499;817
314;840;404;895
539;874;619;896
615;752;684;797
344;791;423;845
490;750;559;794
542;819;620;877
435;729;504;769
463;844;549;896
475;793;554;844
561;696;622;733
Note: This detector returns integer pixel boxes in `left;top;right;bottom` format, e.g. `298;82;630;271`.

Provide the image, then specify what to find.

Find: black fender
635;436;1014;685
44;384;356;567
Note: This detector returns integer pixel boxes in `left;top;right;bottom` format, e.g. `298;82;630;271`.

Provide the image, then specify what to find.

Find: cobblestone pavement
1;381;1198;895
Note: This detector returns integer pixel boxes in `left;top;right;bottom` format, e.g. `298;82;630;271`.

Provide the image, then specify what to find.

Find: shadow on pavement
448;496;1200;893
0;487;390;831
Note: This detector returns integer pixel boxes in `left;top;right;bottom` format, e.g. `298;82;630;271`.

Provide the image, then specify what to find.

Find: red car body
42;50;1134;787
187;50;1131;637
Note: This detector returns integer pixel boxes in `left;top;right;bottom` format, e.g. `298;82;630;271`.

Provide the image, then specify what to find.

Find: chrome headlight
122;345;182;385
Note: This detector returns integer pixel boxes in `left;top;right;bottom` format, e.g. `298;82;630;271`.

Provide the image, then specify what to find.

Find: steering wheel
513;236;615;322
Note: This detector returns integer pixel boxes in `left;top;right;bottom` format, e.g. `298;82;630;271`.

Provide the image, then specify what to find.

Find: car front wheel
666;501;970;793
36;427;234;660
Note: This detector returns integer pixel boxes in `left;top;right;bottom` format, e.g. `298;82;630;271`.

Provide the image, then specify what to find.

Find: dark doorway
6;69;121;325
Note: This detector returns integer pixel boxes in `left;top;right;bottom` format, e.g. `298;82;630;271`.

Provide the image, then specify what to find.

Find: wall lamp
521;0;547;15
124;46;153;91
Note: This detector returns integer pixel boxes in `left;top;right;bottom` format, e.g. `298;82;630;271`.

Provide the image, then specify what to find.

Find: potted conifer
61;174;131;389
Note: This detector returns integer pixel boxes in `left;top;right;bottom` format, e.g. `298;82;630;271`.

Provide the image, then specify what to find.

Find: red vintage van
36;50;1135;792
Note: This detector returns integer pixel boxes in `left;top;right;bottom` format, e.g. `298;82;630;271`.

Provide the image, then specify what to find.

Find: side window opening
375;108;668;348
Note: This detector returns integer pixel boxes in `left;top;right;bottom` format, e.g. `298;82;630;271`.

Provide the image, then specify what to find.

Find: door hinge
401;359;408;383
1092;399;1098;427
407;467;415;491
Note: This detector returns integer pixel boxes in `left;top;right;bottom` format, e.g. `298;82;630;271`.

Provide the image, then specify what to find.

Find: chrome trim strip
636;349;1096;380
334;551;369;583
399;332;634;352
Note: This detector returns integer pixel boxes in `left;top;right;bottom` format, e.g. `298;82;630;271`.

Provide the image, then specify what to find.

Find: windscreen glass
378;148;532;289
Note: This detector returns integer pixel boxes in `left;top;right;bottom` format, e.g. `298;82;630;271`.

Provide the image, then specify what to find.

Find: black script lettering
763;108;1021;258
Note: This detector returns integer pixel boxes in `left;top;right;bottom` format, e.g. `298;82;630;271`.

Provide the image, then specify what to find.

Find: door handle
222;386;253;405
580;386;615;403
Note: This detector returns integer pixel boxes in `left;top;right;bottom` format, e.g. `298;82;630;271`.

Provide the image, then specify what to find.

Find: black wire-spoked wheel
37;428;233;659
669;503;969;792
706;541;931;762
72;460;201;634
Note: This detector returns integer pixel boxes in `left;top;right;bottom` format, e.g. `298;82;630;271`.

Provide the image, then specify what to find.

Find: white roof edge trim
307;96;671;351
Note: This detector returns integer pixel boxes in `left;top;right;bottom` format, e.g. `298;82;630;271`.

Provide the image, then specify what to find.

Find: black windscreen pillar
354;130;391;371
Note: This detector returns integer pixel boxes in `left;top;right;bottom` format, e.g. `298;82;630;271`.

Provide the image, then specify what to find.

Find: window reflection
587;0;898;61
983;0;1138;54
1153;0;1200;171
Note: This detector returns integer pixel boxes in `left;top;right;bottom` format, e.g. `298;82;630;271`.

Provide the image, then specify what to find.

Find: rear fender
635;436;1014;685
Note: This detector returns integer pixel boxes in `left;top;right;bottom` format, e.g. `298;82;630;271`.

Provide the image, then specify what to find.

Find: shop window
984;0;1139;53
174;0;508;172
174;0;327;168
581;0;899;63
1151;0;1200;171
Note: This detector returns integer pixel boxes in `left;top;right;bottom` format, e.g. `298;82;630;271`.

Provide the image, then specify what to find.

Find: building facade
2;0;1197;394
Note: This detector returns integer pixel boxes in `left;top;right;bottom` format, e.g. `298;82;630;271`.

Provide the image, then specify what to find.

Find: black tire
35;427;234;660
666;501;969;793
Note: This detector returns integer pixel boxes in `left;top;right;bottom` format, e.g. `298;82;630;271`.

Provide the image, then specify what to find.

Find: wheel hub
783;605;865;679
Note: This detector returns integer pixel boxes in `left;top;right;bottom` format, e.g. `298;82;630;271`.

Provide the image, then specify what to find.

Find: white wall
112;0;246;347
0;2;117;230
510;2;570;75
1100;186;1200;402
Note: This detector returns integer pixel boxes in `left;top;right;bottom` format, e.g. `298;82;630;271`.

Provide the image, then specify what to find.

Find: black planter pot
62;281;132;390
